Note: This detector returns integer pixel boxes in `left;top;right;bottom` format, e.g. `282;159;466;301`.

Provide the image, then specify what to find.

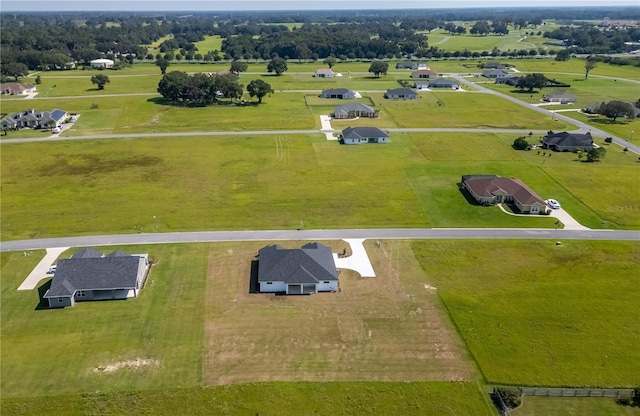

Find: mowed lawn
512;397;640;416
1;244;209;398
412;240;640;387
2;241;493;415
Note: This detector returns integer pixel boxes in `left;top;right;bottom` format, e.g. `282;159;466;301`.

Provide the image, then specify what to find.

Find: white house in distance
90;58;114;69
1;82;36;96
314;68;335;78
258;242;339;295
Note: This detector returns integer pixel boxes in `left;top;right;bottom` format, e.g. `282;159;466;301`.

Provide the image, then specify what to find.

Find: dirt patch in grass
202;240;476;386
93;358;160;373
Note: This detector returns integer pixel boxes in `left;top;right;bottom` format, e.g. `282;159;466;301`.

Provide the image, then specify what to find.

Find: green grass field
412;239;640;387
512;396;640;416
192;35;224;53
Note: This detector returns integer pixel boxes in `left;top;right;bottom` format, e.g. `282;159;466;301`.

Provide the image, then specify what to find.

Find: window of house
266;282;273;285
77;291;86;297
323;281;330;284
58;298;63;302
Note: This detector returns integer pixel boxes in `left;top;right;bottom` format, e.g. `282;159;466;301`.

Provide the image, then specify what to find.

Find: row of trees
156;71;273;106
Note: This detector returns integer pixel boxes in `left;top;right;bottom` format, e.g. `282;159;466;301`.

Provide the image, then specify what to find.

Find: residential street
1;228;638;252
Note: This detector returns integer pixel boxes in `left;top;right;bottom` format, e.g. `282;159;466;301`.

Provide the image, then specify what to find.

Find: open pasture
412;239;640;387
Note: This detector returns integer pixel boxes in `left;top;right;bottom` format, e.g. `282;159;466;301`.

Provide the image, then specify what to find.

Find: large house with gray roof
340;126;389;144
461;174;548;214
1;108;67;130
258;242;338;295
320;88;356;99
384;87;418;100
332;103;376;119
543;91;577;104
43;248;149;308
542;131;593;152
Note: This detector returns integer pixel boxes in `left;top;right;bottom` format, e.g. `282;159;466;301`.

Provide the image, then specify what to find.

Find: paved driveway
548;208;590;230
332;239;376;277
18;247;69;290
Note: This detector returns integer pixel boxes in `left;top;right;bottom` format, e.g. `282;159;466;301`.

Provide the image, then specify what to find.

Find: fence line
490;387;512;416
495;386;634;398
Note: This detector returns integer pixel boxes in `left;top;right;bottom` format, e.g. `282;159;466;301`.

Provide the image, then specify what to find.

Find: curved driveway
1;228;638;252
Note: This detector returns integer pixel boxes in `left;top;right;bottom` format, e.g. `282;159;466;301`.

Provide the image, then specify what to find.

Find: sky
1;0;639;12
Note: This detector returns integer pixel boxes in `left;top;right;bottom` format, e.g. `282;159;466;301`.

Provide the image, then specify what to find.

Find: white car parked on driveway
547;199;561;210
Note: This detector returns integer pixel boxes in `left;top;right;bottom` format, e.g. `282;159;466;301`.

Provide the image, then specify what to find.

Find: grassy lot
412;239;640;387
192;35;223;53
560;111;640;145
1;241;494;415
4;129;639;239
1;381;495;416
512;397;640;416
1;244;208;398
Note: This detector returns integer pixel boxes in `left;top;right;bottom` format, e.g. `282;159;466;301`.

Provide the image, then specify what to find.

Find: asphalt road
1;228;638;252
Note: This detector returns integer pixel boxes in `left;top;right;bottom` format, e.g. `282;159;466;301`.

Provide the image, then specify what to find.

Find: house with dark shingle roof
384;87;418;100
43;248;149;308
482;69;511;79
543;91;577;104
1;108;68;130
258;242;338;295
396;61;418;69
320;88;356;99
411;69;438;79
461;175;548;214
426;78;460;89
340;126;389;144
542;131;593;152
332;103;376;119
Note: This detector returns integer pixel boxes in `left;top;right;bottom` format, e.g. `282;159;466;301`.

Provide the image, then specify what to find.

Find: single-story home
43;248;150;308
90;58;114;69
495;75;521;86
426;78;460;89
314;68;335;78
396;61;418;69
320;88;356;99
542;131;593;152
411;69;438;79
461;174;548;214
481;62;506;69
1;82;36;95
341;126;389;144
1;108;68;130
417;61;428;70
384;87;418;100
482;69;511;79
543;91;577;103
333;103;376;119
258;242;338;295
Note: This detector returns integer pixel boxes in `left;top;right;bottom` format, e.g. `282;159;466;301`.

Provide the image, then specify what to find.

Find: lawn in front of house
512;396;640;416
412;239;640;387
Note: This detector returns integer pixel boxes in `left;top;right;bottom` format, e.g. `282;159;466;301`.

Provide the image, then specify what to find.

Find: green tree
470;21;491;36
35;75;41;85
585;58;597;79
267;57;288;76
368;61;389;77
1;63;29;81
90;74;110;90
599;100;635;122
323;56;337;68
586;147;606;162
516;73;547;92
155;57;170;75
555;49;571;61
230;60;248;73
513;137;529;150
246;79;274;103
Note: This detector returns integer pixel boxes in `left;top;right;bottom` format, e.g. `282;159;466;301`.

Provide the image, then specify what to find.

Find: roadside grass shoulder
412;239;640;387
1;381;495;416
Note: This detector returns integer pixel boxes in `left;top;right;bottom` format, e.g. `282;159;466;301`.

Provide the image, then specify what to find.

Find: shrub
497;387;522;409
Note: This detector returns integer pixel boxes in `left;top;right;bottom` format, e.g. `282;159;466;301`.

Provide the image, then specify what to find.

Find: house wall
343;137;362;144
135;257;149;289
317;281;338;292
260;281;286;292
48;296;74;308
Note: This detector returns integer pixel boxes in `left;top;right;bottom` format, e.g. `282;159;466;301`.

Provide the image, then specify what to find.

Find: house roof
341;126;389;139
396;61;418;68
315;68;334;75
429;78;459;86
1;82;35;93
322;88;353;95
258;242;338;285
90;58;114;64
44;250;144;298
385;87;418;96
333;103;375;115
482;69;510;77
411;69;438;76
463;175;546;207
543;131;592;147
544;91;577;100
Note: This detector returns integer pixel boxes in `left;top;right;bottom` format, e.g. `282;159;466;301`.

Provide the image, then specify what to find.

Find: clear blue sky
1;0;639;12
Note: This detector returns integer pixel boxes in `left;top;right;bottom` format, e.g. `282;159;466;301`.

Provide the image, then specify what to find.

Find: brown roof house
332;103;376;119
542;131;593;152
461;174;548;214
1;82;36;95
